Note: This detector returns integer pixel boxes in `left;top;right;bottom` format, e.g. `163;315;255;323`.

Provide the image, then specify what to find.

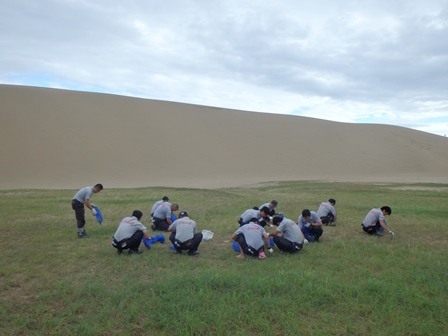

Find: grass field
1;181;447;335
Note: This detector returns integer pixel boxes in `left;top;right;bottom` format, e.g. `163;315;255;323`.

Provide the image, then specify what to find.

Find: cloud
1;0;447;135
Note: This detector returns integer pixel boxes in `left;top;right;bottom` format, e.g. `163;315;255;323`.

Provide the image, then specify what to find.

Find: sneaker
117;249;124;255
78;232;89;238
188;251;200;256
151;224;157;231
375;232;383;237
329;222;336;226
174;249;183;254
128;250;143;255
258;251;266;259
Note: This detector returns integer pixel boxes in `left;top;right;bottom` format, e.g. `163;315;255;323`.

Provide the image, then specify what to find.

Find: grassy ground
1;181;447;335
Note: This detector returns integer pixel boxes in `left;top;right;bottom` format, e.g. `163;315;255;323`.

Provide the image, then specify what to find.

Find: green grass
1;181;447;335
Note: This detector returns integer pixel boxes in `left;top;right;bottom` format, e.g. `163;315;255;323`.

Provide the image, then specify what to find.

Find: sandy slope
1;84;447;189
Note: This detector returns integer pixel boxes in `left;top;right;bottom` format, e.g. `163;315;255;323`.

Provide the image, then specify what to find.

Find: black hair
272;217;282;225
94;183;103;190
302;209;311;217
132;210;143;219
381;206;392;215
172;203;179;210
329;198;336;205
260;206;270;215
258;220;267;227
162;196;169;201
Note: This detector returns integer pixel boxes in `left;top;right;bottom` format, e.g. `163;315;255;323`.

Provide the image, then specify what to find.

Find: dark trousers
169;232;203;252
308;226;323;241
154;218;170;231
362;221;381;234
113;230;144;252
273;236;303;253
71;199;85;228
320;214;334;225
236;234;262;257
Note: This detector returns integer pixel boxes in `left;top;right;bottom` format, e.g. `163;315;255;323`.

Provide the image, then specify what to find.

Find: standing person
168;211;202;256
71;183;103;238
317;198;337;226
150;196;169;219
268;217;305;253
153;202;179;231
231;219;273;259
238;207;270;226
361;206;394;237
298;209;323;242
112;210;150;255
259;200;278;216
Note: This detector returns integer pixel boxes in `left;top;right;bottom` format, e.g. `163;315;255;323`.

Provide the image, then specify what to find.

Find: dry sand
1;84;448;189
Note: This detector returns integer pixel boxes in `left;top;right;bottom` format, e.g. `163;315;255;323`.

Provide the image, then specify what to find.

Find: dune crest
1;84;447;189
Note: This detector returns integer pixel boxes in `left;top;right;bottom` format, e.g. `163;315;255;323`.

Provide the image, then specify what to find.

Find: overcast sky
1;0;447;136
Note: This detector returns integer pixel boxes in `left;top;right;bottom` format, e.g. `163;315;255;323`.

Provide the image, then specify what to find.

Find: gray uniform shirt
151;200;163;215
234;222;266;250
73;186;94;203
297;211;321;228
153;202;172;220
169;216;196;242
317;202;337;217
259;202;275;211
362;208;383;227
240;209;261;224
277;218;303;244
114;216;147;241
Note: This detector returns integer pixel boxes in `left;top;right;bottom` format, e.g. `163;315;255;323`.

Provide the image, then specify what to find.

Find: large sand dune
1;84;447;189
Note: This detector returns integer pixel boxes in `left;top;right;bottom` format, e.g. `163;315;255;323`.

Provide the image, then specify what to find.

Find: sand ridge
1;84;448;189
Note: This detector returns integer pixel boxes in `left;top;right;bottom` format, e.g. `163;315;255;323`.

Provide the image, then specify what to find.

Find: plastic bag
201;230;214;241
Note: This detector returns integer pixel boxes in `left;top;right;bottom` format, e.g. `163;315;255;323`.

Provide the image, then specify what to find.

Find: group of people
71;185;395;257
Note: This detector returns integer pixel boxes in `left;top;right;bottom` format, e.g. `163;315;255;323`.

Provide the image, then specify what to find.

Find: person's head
171;203;179;211
179;211;188;218
249;217;259;224
272;216;283;226
381;206;392;216
132;210;143;220
302;209;311;220
260;206;270;217
93;183;103;193
162;196;169;201
328;198;336;205
270;200;278;209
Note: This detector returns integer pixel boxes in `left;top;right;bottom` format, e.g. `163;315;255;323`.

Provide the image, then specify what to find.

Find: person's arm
166;216;173;225
267;230;280;236
263;233;271;248
143;231;150;240
379;219;392;233
84;199;93;210
333;214;338;221
231;233;237;241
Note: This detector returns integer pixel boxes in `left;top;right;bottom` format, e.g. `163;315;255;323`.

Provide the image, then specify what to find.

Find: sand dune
1;84;447;189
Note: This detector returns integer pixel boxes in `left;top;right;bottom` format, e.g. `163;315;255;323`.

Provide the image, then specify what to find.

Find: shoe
188;251;200;256
329;223;336;226
128;250;143;255
117;249;124;255
151;224;156;231
174;249;183;254
375;232;383;237
258;251;266;259
78;232;89;238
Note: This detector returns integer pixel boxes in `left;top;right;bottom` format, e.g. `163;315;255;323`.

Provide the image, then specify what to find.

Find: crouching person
268;217;304;253
112;210;150;255
231;218;272;260
168;211;202;256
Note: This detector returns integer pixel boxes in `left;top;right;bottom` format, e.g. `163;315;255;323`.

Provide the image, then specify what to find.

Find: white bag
201;230;214;241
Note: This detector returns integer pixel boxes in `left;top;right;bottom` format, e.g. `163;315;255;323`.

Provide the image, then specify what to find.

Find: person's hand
389;231;395;237
304;239;309;244
267;248;273;253
91;207;97;216
270;224;274;228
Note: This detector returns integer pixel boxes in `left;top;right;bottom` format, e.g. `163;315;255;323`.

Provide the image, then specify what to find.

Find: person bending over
168;211;202;256
298;209;323;242
71;183;103;238
238;207;270;227
112;210;150;255
259;200;278;216
153;202;179;231
317;198;337;226
361;206;394;237
232;218;272;259
268;217;305;253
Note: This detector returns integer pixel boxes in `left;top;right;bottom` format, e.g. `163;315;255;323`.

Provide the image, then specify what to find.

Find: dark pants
308;225;323;241
154;218;170;231
273;236;303;253
321;214;334;225
362;221;381;234
169;232;203;252
236;234;262;257
113;230;144;252
71;199;85;228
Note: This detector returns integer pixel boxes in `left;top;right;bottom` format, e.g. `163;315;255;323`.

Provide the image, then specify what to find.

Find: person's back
363;208;382;227
236;222;264;250
278;218;303;244
154;202;172;219
114;216;146;242
172;216;196;242
317;202;335;217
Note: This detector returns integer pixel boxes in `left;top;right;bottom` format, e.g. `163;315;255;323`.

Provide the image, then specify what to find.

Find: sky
1;0;448;136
